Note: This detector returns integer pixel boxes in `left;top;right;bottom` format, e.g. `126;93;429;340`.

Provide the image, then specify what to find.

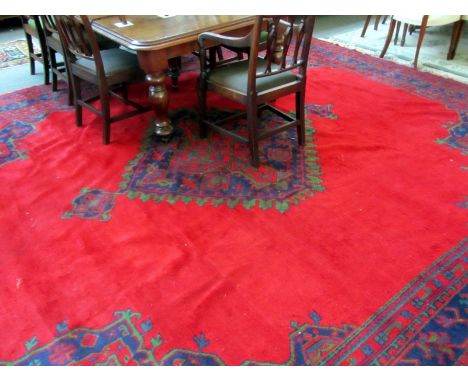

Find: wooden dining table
89;15;255;139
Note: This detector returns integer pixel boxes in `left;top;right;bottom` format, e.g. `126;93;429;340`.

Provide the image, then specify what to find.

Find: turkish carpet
0;39;466;366
0;40;30;69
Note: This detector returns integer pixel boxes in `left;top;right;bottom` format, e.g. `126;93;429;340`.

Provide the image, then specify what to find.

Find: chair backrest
41;16;64;53
20;15;41;37
41;15;59;36
55;16;101;60
55;15;108;83
247;16;315;92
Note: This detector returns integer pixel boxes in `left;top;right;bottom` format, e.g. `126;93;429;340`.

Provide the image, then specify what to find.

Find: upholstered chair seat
74;48;142;79
208;59;298;95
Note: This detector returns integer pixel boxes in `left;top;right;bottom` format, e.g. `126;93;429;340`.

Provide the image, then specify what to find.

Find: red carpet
0;39;466;365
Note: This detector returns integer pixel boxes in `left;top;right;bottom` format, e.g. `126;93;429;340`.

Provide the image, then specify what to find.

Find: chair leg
168;56;181;89
49;48;58;92
102;114;111;144
401;23;408;46
382;16;388;24
447;20;464;60
247;101;259;168
73;77;83;127
25;33;35;75
98;84;111;144
374;16;381;31
361;15;371;37
198;77;208;139
208;47;218;69
394;21;401;45
380;18;396;59
64;65;74;106
296;91;305;146
43;49;50;86
413;16;428;68
216;46;224;61
67;86;74;107
121;83;128;101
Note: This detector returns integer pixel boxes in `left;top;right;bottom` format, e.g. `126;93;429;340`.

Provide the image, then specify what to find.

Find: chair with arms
20;15;49;85
198;16;316;167
380;15;461;67
55;16;149;144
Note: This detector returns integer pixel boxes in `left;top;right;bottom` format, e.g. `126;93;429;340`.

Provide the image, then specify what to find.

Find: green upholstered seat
198;16;316;167
75;48;141;77
208;58;298;94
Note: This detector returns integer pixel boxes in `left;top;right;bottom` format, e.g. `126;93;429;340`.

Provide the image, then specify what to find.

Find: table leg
146;71;173;137
138;51;174;139
168;56;182;89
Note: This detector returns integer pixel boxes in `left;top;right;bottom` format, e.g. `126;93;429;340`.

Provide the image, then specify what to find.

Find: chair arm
198;31;252;50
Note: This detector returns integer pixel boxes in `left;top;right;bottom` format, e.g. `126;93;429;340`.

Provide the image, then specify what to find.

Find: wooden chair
198;16;316;167
40;16;121;106
380;15;462;68
40;16;73;105
20;16;49;85
206;31;269;68
55;16;149;144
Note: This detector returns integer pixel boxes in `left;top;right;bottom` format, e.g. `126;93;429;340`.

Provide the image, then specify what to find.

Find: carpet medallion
0;39;466;366
62;107;324;216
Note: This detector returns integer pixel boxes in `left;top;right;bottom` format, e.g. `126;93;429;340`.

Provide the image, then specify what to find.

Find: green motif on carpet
65;105;330;220
118;107;325;213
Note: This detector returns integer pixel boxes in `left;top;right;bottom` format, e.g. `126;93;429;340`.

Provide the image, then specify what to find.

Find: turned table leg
146;71;173;137
138;51;174;139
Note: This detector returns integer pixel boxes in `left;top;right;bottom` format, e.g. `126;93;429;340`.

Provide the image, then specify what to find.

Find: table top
89;15;255;51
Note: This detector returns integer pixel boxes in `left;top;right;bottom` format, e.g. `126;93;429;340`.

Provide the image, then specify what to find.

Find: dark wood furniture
20;16;49;85
198;16;316;167
40;16;72;105
89;15;255;140
55;16;149;144
40;16;121;106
